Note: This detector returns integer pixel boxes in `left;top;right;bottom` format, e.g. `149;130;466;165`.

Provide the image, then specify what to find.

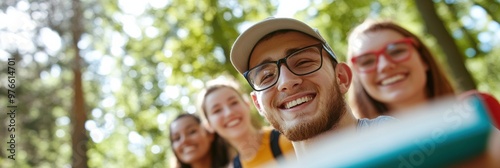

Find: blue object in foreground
281;95;492;168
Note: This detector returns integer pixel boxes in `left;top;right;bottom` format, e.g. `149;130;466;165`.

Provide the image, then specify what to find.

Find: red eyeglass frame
350;38;417;73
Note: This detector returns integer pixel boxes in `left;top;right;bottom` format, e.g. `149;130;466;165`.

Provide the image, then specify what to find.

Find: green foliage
467;47;500;99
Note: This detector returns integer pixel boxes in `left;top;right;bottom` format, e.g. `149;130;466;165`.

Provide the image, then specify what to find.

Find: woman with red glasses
346;19;500;167
346;20;455;118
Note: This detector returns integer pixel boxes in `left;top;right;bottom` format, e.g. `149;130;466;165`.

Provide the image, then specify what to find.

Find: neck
387;94;428;113
190;153;212;168
229;127;262;161
292;107;358;160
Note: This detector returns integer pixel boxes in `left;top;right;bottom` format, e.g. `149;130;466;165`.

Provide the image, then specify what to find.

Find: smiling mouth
380;74;406;86
183;146;196;153
225;118;241;128
283;96;313;109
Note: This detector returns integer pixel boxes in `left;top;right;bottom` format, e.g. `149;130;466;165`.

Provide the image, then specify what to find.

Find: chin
227;129;247;139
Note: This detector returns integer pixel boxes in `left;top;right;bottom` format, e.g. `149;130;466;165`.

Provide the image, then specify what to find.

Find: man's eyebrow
253;46;303;66
284;47;302;57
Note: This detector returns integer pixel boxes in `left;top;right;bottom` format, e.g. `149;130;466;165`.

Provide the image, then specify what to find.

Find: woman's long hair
169;113;231;168
347;20;455;118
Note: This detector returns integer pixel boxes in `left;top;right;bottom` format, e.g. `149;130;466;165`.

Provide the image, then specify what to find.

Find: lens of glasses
386;42;411;61
246;44;323;91
247;63;279;90
287;47;323;75
353;54;377;71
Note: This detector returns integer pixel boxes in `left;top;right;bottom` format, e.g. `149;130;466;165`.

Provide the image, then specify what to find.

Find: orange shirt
241;128;295;168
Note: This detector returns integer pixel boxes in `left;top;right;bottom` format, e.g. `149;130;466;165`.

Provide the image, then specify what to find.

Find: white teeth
226;119;241;127
184;146;195;153
381;74;405;85
285;96;312;109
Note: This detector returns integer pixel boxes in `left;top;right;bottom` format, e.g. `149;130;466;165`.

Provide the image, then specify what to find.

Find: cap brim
230;18;326;74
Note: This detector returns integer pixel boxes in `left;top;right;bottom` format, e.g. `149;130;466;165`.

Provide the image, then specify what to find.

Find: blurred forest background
0;0;499;167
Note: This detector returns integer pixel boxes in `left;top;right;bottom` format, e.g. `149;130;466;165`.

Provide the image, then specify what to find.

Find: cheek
260;94;277;117
207;115;219;127
231;104;250;114
259;91;273;108
413;62;429;85
414;56;429;72
196;132;208;142
172;142;182;153
208;115;225;131
358;73;376;89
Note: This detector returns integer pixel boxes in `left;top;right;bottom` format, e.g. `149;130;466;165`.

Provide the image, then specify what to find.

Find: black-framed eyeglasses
244;43;325;91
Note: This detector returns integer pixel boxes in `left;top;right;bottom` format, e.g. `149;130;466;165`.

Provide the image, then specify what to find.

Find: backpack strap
269;129;283;158
233;154;242;168
233;130;283;168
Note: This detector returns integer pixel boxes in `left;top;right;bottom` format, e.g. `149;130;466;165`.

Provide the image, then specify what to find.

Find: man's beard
267;82;347;141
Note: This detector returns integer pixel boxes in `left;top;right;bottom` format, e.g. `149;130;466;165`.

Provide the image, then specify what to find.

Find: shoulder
272;129;296;162
261;128;294;155
263;128;288;148
260;127;294;153
459;90;500;130
260;128;273;142
277;132;294;154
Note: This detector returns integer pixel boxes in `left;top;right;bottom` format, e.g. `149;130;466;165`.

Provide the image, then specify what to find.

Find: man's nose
276;64;302;92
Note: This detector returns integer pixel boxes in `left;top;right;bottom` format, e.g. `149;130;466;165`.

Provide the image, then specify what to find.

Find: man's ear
336;63;353;94
251;91;264;116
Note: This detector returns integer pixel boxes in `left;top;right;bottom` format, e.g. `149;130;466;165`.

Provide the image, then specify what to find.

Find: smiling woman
169;113;231;168
347;19;455;118
346;19;500;167
198;77;295;168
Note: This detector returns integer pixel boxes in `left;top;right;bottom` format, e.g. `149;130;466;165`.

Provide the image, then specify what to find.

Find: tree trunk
71;0;88;167
414;0;476;92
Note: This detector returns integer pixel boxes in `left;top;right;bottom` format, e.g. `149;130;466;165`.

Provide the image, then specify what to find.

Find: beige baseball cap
230;17;337;74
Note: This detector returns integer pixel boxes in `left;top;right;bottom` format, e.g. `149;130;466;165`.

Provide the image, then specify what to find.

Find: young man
229;17;392;158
